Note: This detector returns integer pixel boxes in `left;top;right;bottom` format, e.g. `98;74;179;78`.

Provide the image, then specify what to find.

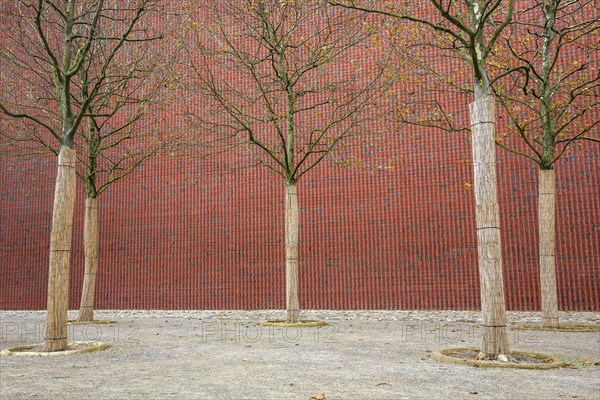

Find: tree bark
45;146;77;351
77;196;99;323
539;168;559;327
469;96;510;359
285;182;300;323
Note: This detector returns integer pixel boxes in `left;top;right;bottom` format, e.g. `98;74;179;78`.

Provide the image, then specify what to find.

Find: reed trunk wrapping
45;146;77;351
539;169;559;327
77;196;99;322
285;183;300;323
469;96;510;357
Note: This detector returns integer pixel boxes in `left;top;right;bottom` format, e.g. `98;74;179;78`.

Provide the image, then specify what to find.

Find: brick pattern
0;132;598;311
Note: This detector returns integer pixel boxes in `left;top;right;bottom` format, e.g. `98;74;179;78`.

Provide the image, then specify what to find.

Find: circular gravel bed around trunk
68;319;118;325
260;320;327;328
512;324;600;333
1;341;110;356
431;347;565;369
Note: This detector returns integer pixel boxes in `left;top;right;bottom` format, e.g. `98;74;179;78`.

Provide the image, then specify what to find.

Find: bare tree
183;0;389;323
74;27;178;322
491;0;599;327
0;0;163;351
328;0;516;360
75;1;185;323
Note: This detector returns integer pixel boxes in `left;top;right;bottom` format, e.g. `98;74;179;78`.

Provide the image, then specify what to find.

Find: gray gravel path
1;310;599;400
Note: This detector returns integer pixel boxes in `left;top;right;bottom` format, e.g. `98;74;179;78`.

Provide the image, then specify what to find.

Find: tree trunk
45;146;77;351
469;96;510;359
285;182;300;323
539;168;559;327
77;196;99;323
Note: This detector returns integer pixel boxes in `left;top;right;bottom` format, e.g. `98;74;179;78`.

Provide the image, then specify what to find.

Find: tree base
76;308;94;323
477;352;515;362
1;341;109;356
68;319;117;325
44;338;68;352
261;320;327;328
432;348;564;369
512;324;600;333
542;316;560;328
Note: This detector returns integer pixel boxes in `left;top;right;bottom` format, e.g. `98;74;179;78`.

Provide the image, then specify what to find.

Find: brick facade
1;133;598;311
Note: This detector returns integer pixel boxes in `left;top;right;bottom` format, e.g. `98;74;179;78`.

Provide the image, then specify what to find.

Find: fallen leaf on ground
310;394;325;400
469;391;478;395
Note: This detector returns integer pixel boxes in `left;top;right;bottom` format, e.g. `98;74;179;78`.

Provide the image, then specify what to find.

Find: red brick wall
1;132;598;311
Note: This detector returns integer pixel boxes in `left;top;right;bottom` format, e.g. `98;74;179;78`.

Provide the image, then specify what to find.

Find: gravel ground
1;310;599;400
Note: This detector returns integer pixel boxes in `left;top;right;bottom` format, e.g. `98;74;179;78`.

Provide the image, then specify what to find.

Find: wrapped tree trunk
285;182;300;323
539;168;559;327
77;196;99;323
469;96;510;359
45;146;77;351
